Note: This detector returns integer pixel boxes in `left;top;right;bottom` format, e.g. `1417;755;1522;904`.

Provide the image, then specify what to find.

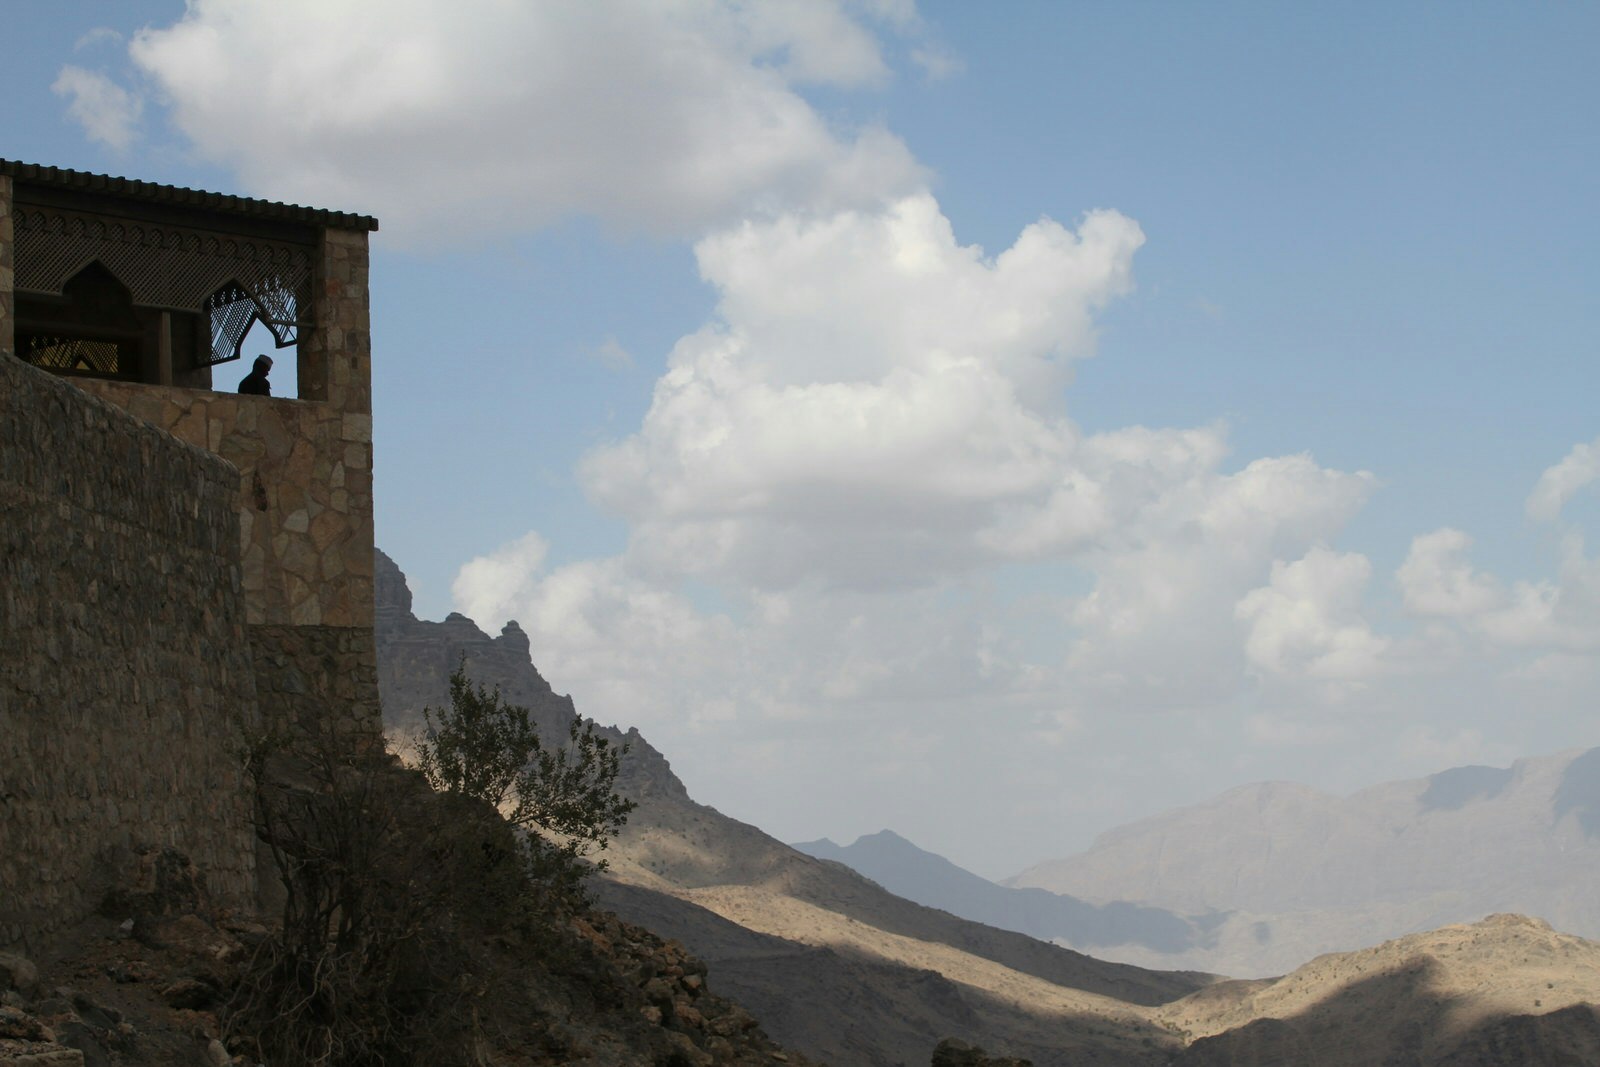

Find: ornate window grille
24;336;122;376
207;278;301;366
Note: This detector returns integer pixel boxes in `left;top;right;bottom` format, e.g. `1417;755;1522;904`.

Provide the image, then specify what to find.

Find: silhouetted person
237;354;272;396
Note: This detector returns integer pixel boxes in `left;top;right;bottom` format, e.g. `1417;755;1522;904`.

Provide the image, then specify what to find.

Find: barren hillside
1161;914;1600;1066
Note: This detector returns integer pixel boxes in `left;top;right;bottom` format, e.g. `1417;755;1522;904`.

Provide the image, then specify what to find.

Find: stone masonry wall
300;228;371;413
73;382;375;630
0;355;258;952
250;624;382;745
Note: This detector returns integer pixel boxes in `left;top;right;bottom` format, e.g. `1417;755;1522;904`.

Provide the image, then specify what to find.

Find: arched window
17;262;141;380
206;276;302;367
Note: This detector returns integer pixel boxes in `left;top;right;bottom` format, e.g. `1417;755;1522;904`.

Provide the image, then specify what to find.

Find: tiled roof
0;159;379;232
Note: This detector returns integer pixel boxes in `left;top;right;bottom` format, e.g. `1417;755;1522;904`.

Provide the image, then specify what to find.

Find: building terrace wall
0;355;258;952
300;227;372;413
71;380;383;747
72;382;375;629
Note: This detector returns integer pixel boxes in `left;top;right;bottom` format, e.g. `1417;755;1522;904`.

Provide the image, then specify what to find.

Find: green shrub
416;659;636;904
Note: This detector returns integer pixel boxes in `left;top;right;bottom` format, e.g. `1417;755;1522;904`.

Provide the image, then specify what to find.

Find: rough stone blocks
0;357;258;953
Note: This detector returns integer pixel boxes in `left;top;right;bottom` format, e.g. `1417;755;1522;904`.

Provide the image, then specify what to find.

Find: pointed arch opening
205;275;304;368
16;261;142;380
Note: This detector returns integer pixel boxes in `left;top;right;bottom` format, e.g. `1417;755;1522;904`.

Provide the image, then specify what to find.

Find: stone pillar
0;175;13;358
301;227;371;413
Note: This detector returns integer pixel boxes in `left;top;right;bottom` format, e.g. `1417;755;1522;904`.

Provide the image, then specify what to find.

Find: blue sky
6;1;1599;878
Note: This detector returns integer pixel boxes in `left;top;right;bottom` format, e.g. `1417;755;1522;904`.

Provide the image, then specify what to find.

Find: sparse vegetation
227;722;511;1066
221;662;638;1065
416;657;637;905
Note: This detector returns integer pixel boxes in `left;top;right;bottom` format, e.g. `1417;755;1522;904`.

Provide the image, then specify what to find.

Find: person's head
253;354;273;375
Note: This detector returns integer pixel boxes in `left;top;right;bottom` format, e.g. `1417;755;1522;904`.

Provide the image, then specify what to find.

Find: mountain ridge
794;829;1217;955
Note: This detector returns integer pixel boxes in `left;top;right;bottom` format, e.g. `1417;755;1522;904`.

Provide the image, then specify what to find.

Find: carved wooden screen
12;205;314;366
23;337;122;375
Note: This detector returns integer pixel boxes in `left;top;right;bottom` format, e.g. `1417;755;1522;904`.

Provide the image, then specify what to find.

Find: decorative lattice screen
25;336;122;375
13;206;314;365
207;280;302;365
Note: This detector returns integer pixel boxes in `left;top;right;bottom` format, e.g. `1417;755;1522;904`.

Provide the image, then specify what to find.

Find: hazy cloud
1527;436;1600;523
910;43;964;81
1477;534;1600;652
52;65;143;150
590;336;635;372
1398;525;1600;655
73;27;124;51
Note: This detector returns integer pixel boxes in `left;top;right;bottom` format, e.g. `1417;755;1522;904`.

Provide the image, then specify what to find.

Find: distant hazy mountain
794;829;1215;953
1009;750;1600;977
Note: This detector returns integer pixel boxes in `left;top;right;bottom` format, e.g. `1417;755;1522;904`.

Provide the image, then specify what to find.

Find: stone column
258;222;381;746
0;175;14;358
301;226;371;412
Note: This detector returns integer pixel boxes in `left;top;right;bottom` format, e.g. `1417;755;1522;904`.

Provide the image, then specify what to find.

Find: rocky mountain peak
373;547;414;630
373;549;689;806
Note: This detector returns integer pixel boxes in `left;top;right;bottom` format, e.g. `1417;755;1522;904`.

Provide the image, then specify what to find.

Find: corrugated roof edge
0;159;379;232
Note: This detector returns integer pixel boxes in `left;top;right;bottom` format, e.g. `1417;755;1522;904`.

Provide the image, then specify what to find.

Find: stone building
0;160;381;950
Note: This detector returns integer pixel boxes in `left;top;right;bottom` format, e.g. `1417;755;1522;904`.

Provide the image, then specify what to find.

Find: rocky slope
0;847;820;1067
1009;754;1600;976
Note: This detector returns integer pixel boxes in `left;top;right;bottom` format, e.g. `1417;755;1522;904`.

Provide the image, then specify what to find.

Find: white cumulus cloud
1237;546;1387;681
1064;451;1375;708
450;531;549;631
463;190;1378;736
125;0;927;241
1398;526;1600;654
1398;528;1504;618
580;193;1145;591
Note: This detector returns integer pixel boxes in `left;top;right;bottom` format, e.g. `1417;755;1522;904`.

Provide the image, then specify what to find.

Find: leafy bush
226;663;636;1064
416;659;636;904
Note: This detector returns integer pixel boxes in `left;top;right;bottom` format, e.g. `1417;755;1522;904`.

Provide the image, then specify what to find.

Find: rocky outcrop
375;548;571;737
374;548;689;809
1435;1003;1600;1067
0;1019;86;1067
0;861;818;1067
